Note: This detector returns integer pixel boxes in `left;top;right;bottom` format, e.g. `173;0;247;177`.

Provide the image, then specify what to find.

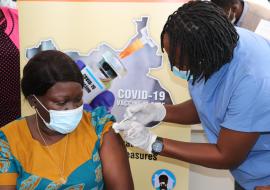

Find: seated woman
0;50;134;190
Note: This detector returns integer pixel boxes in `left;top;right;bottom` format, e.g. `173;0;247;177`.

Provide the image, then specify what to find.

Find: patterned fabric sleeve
90;106;116;146
0;131;18;185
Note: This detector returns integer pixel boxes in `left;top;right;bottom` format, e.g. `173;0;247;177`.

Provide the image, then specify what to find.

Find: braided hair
161;1;239;84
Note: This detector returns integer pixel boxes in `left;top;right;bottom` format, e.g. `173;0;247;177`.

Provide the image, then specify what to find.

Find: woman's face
32;81;83;124
39;81;83;111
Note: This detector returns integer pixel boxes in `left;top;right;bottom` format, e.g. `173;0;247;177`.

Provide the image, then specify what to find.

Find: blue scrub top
189;27;270;190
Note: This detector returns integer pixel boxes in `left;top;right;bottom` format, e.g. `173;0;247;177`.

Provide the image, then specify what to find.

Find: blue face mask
34;96;83;134
172;66;193;80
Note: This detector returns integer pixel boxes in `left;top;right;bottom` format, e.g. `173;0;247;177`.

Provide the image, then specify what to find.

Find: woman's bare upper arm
100;129;134;190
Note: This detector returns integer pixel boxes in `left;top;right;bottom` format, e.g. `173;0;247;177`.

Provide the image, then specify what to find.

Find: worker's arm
164;99;200;125
161;127;259;169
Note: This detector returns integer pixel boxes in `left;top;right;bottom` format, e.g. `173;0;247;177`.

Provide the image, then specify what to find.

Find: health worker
113;1;270;190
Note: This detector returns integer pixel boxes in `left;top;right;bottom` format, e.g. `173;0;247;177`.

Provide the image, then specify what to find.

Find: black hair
211;0;239;8
161;1;239;84
159;174;168;183
21;50;83;98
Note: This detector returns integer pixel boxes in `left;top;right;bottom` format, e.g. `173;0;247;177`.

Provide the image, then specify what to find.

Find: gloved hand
89;90;115;112
124;103;166;125
83;90;115;112
112;120;157;153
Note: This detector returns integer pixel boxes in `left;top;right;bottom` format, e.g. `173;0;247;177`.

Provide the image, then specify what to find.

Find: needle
120;116;131;123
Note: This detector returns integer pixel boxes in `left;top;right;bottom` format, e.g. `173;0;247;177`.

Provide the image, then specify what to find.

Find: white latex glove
112;120;157;153
124;103;166;125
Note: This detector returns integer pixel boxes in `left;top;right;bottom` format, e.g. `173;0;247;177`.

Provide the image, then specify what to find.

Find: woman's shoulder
0;119;26;158
82;106;116;137
1;118;26;132
0;118;28;141
89;106;115;123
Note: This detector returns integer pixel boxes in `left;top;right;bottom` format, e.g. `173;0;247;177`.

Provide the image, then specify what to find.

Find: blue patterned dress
0;106;115;189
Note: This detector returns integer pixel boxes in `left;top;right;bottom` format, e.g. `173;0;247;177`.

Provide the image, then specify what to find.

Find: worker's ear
231;1;241;14
231;4;238;12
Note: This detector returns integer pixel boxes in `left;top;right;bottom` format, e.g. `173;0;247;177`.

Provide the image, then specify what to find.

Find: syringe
119;28;154;59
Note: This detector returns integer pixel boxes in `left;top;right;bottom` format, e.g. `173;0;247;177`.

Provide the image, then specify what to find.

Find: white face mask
34;95;83;134
228;8;236;24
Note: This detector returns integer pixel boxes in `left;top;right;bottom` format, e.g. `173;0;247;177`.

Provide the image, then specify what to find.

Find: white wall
252;0;270;8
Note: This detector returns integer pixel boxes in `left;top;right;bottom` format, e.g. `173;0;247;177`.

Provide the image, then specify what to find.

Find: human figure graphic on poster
152;169;176;190
158;174;168;190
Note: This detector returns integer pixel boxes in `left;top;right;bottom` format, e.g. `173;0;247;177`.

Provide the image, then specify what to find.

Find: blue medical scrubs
189;27;270;190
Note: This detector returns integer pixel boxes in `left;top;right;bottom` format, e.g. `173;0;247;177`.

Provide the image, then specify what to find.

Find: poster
19;1;191;189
